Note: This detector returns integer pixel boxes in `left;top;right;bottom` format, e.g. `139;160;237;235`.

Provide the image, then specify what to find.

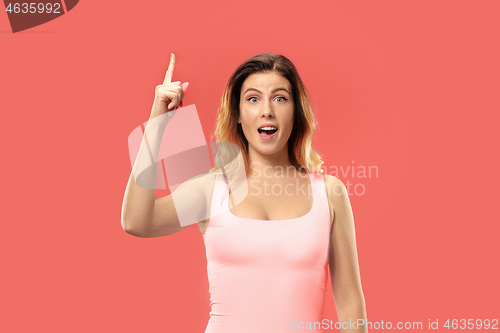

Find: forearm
121;118;167;234
337;298;368;333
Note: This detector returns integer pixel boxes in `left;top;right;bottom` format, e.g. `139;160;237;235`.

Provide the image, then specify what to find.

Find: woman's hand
150;53;189;118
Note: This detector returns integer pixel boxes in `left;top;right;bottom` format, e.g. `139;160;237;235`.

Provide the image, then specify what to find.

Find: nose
260;100;275;118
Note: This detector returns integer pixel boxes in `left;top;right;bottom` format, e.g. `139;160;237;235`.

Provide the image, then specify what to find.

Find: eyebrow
243;87;290;95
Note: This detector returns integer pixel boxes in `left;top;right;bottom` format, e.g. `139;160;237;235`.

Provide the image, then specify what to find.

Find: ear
238;115;241;124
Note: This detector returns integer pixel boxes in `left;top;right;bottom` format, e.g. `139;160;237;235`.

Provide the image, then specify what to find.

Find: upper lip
258;123;278;130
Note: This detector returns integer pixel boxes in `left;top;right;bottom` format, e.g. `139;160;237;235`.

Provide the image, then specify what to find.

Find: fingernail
170;52;173;59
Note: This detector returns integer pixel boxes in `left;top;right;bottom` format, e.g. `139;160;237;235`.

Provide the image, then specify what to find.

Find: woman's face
238;71;294;159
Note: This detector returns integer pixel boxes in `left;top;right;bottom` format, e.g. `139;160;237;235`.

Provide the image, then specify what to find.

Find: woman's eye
247;96;287;103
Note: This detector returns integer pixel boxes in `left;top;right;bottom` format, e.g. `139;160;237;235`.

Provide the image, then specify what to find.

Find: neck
247;144;297;178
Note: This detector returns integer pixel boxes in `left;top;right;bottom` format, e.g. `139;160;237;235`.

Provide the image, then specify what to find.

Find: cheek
238;112;249;128
239;109;258;128
239;115;254;137
284;113;295;134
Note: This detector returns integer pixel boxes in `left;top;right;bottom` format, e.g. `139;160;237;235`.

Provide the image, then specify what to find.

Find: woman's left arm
325;175;368;333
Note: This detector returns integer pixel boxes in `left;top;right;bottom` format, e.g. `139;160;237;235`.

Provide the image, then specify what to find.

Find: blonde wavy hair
211;53;324;176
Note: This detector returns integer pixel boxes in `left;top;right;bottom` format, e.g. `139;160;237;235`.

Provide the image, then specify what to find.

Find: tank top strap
310;171;333;223
209;173;231;220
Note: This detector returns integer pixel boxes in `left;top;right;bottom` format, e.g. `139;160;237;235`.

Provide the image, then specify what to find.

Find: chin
250;142;287;156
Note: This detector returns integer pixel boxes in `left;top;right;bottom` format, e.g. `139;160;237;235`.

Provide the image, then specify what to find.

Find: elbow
121;218;135;235
121;208;148;237
336;296;367;326
334;288;367;313
121;218;147;237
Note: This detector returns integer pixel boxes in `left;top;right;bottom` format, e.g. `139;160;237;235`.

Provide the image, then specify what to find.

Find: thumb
182;81;189;93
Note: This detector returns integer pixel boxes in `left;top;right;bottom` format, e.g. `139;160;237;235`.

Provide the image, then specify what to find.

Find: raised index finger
163;52;175;85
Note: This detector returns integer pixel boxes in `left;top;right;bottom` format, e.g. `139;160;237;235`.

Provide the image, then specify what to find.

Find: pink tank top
203;172;332;333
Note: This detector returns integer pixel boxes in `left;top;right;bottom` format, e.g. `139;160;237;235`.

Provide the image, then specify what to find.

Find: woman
121;53;368;332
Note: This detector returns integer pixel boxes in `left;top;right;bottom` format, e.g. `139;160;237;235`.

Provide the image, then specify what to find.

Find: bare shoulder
168;171;217;226
323;174;350;225
323;174;347;197
172;171;216;202
186;170;219;235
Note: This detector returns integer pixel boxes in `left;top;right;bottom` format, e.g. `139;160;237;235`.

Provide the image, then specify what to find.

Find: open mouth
257;127;278;135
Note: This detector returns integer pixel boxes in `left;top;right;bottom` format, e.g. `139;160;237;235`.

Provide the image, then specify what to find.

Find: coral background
1;1;499;332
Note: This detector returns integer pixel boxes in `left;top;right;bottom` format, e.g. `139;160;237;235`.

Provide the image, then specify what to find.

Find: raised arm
325;174;368;333
121;53;191;237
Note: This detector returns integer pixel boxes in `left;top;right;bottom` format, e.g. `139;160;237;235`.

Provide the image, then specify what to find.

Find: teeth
260;126;277;130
